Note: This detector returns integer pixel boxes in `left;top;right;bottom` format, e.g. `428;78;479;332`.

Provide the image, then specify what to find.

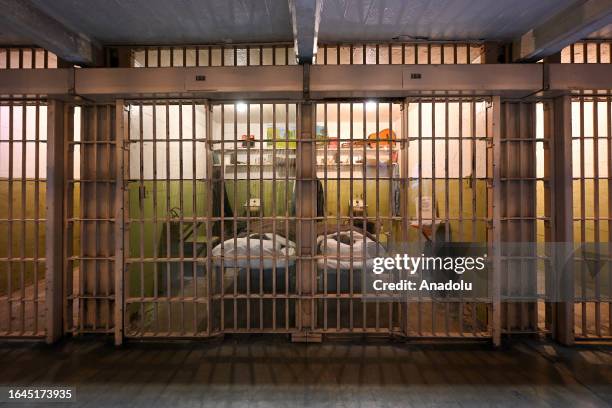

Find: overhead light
236;102;248;113
366;100;377;110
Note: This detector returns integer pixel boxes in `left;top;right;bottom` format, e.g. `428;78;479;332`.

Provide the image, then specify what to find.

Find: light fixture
236;102;248;113
366;100;377;110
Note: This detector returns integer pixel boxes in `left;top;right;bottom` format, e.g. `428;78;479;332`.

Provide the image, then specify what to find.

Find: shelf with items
211;148;296;179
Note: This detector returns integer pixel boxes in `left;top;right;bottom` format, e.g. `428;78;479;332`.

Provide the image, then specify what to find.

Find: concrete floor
0;337;611;408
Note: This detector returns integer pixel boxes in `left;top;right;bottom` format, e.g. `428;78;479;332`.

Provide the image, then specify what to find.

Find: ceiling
318;0;578;42
0;0;607;49
28;0;294;45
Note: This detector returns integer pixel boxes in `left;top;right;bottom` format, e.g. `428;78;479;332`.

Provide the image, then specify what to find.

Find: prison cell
402;98;493;337
2;39;610;345
123;101;299;336
22;97;609;343
0;101;47;337
315;43;483;65
572;96;612;339
65;105;120;335
271;98;495;338
313;101;402;334
123;101;209;337
131;44;298;67
120;98;496;338
209;102;298;333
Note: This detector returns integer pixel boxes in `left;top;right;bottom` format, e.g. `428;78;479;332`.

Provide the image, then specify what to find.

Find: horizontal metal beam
546;64;612;92
0;69;73;97
74;66;304;101
289;0;323;64
0;64;611;100
310;65;543;98
0;0;101;66
513;0;612;62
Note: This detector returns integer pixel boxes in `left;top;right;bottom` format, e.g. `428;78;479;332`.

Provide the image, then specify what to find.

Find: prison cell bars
131;44;297;68
0;101;47;337
562;41;612;64
572;96;612;339
10;97;609;342
122;102;209;337
311;102;399;334
310;99;494;337
315;43;483;65
404;98;493;338
124;102;298;336
209;103;298;333
0;48;58;69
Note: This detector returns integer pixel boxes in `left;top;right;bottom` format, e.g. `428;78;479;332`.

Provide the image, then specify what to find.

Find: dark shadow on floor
0;336;611;407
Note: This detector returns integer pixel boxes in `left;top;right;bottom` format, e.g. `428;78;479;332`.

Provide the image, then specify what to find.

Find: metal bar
33;102;40;335
178;103;185;335
152;102;159;334
296;100;315;336
491;96;502;346
580;98;587;337
46;100;64;342
593;100;601;337
165;102;172;333
205;101;213;335
115;100;126;345
550;95;574;345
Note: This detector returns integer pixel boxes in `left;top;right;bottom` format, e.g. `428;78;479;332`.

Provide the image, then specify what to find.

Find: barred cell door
400;97;496;339
123;101;210;337
311;101;403;335
123;101;299;337
0;101;48;338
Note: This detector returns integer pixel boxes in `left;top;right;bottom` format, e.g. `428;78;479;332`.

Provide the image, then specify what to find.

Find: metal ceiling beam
289;0;324;64
513;0;612;62
0;0;101;66
2;64;612;100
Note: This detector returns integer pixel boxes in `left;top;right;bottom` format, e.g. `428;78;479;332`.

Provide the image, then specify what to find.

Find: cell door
402;97;494;338
123;101;299;337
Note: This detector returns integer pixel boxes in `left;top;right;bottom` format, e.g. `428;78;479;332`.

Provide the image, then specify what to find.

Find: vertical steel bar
593;100;601;336
165;102;172;333
20;102;26;334
34;102;40;335
151;102;159;334
491;96;502;346
45;100;65;343
580;98;587;336
115;100;126;345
